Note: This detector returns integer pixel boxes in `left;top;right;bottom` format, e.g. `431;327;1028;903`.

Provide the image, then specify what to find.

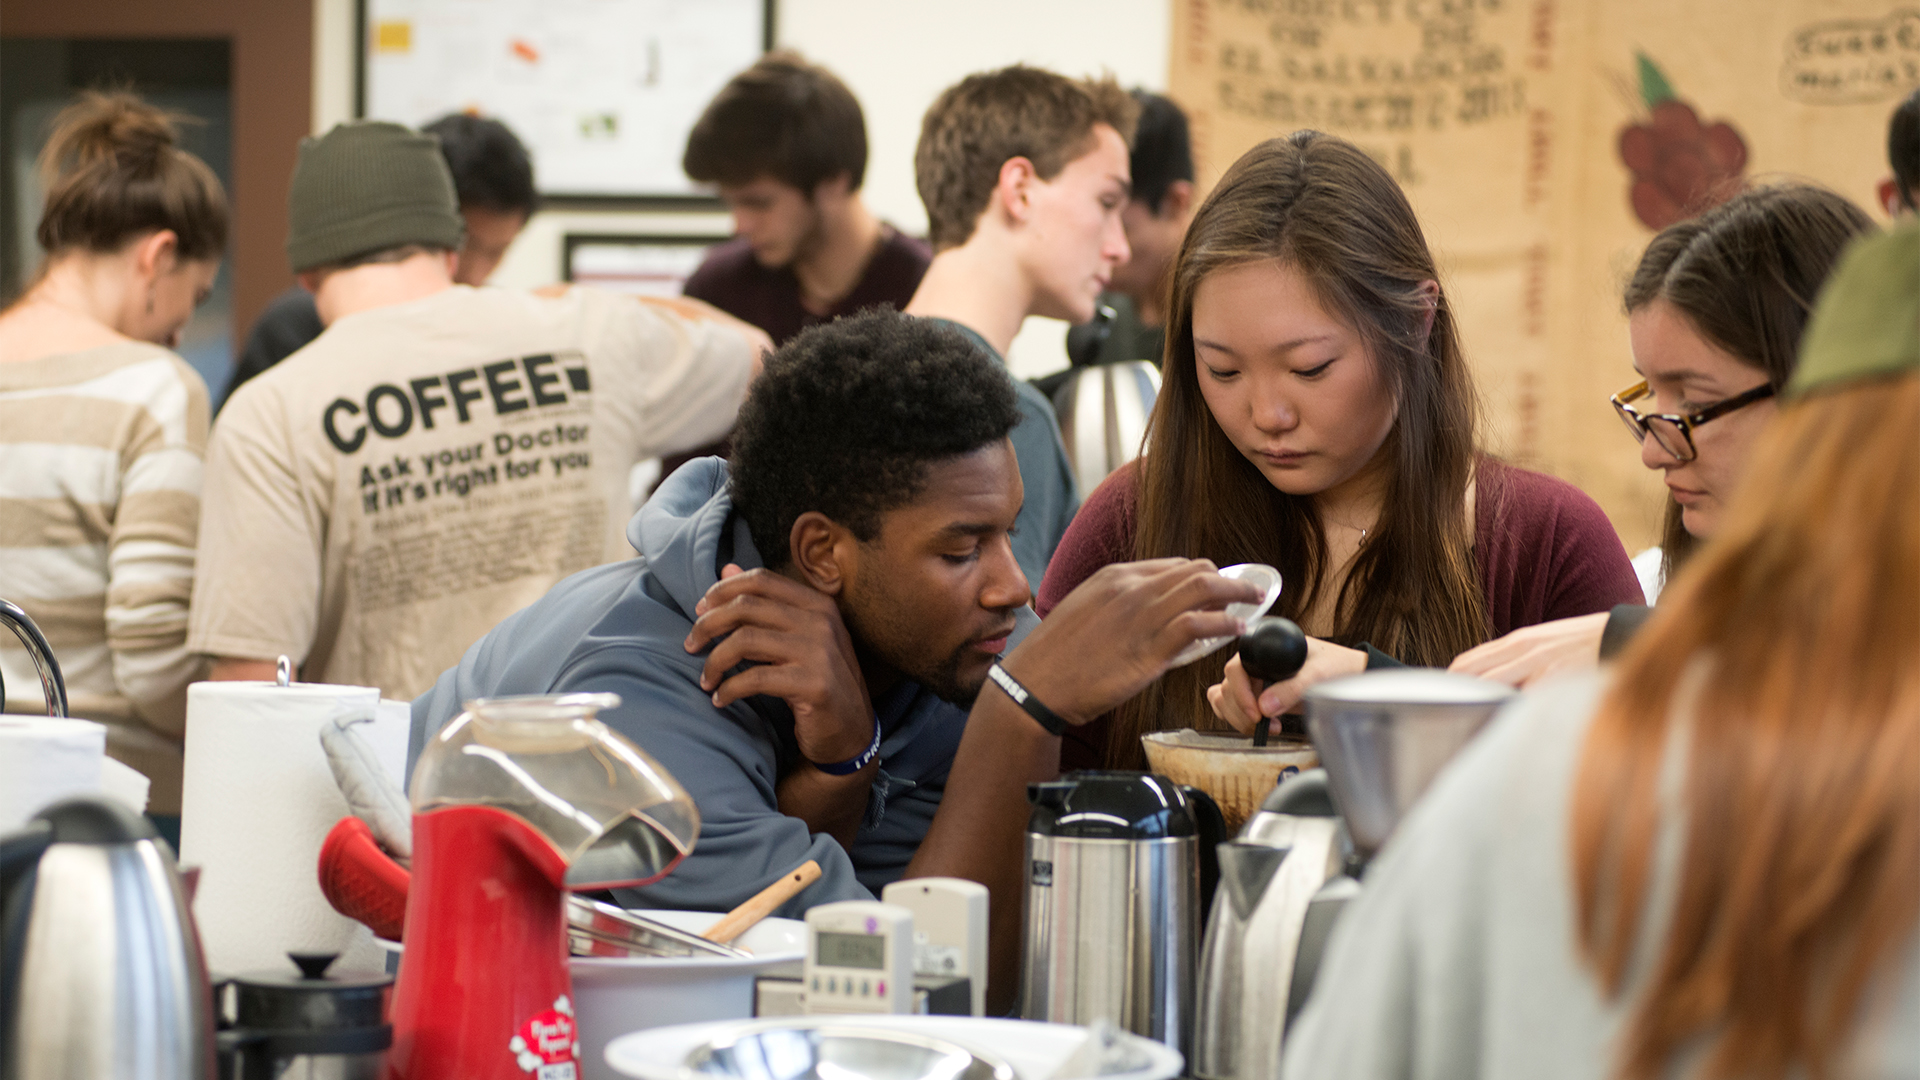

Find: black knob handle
1239;617;1309;683
289;952;338;980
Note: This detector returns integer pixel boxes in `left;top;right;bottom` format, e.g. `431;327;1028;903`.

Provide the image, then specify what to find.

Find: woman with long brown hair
1037;130;1642;769
1283;222;1919;1080
0;91;228;835
1452;183;1875;686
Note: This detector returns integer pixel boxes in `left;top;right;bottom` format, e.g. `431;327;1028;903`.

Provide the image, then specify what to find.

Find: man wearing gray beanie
190;121;769;699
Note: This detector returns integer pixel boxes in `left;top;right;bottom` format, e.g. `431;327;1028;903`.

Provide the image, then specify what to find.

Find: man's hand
910;557;1262;1014
996;558;1264;724
1207;637;1369;732
1448;611;1609;688
684;564;873;765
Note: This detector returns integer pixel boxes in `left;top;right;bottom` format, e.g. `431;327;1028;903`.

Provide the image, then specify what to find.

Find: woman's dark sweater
1035;459;1646;771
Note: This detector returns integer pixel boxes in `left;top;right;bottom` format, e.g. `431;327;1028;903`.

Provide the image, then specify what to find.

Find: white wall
310;0;1173;378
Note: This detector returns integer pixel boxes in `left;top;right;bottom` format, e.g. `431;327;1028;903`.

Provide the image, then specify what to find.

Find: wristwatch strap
986;661;1068;736
811;713;883;775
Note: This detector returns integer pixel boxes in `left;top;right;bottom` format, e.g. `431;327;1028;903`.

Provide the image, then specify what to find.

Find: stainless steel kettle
1020;771;1225;1056
1;795;216;1079
0;597;68;718
1192;769;1346;1080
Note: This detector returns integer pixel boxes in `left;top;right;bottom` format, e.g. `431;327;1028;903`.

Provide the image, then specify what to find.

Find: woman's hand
1208;636;1368;733
1447;611;1609;688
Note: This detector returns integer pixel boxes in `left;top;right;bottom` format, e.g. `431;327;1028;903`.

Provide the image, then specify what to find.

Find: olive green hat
285;121;465;273
1787;219;1920;398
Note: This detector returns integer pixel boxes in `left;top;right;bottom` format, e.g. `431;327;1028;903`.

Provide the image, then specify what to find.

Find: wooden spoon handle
701;859;822;944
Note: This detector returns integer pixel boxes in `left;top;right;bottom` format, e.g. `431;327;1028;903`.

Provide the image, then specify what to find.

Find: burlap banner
1170;0;1916;548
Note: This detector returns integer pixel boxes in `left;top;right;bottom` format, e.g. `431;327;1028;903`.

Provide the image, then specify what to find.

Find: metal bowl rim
682;1024;1017;1080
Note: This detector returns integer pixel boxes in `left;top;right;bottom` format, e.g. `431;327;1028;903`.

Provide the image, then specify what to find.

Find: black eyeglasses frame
1609;378;1776;463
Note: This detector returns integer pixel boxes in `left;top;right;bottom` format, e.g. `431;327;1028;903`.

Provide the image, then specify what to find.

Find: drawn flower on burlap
1617;53;1749;230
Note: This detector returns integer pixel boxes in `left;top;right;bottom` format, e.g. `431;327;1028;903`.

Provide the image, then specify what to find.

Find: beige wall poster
1170;0;1916;549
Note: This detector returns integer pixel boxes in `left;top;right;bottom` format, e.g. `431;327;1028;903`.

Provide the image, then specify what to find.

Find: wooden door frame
0;0;312;338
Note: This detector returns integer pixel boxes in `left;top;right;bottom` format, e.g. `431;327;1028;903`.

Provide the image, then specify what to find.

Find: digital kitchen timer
802;900;914;1015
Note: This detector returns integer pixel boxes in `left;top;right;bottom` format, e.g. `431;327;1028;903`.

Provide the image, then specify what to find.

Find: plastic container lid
1169;564;1283;668
1026;771;1203;840
220;952;394;1058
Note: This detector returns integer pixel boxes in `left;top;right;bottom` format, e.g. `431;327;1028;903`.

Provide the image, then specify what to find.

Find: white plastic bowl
572;910;806;1080
377;909;805;1080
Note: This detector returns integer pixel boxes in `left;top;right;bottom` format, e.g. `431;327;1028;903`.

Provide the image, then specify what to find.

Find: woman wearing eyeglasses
1449;184;1876;688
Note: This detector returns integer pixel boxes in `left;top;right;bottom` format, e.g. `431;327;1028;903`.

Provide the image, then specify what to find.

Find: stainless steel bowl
683;1027;1015;1080
1302;669;1515;858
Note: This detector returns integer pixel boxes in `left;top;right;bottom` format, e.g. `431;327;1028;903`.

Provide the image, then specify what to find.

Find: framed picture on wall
358;0;773;203
562;233;730;296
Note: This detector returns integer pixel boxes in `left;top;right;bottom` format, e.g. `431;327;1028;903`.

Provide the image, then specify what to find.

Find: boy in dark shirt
682;51;929;345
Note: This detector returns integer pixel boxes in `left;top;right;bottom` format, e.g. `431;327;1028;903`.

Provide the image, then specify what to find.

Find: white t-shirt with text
188;285;754;698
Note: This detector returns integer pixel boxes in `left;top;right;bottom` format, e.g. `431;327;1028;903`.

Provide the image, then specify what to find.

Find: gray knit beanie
285;121;465;272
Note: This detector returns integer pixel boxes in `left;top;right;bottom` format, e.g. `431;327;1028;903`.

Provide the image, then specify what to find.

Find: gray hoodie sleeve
559;641;877;917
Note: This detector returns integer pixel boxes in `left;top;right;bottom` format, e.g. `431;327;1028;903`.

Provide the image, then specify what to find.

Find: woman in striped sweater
0;91;228;826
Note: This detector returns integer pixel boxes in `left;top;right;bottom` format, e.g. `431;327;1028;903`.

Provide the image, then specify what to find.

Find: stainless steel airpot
1021;772;1226;1058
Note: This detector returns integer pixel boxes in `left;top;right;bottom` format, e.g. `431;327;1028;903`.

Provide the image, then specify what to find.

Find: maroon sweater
1036;459;1644;770
682;225;930;346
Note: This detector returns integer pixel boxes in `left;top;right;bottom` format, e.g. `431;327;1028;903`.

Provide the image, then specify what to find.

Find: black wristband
986;662;1068;736
811;714;882;775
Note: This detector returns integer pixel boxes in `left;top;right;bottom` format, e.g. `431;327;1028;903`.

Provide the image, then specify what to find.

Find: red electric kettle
386;693;698;1080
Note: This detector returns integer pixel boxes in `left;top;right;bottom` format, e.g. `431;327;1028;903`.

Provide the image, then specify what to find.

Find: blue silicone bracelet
811;714;883;775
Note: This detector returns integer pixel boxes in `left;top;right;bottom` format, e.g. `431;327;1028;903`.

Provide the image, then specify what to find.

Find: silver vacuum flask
1020;771;1223;1057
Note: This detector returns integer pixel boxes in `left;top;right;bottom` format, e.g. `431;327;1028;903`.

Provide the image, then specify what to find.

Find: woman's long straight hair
1620;185;1874;584
1572;375;1920;1080
1112;131;1485;765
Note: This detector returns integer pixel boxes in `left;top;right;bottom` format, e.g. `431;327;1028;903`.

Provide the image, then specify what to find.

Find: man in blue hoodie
411;309;1257;1006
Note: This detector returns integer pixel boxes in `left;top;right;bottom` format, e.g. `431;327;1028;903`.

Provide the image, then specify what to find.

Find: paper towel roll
0;716;105;831
100;757;151;814
180;681;409;975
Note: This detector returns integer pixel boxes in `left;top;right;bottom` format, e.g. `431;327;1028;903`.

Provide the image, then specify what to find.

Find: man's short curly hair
730;309;1022;568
